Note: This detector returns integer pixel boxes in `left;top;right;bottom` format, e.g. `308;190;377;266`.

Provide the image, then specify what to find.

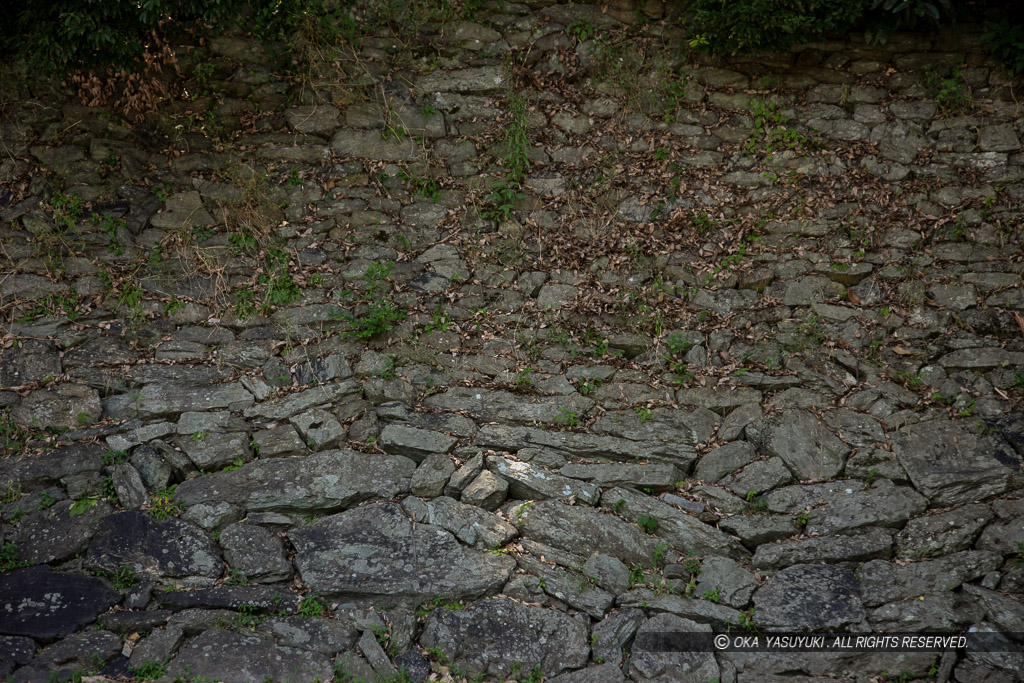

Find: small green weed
149;486;182;520
554;407;580;427
637;515;658;534
298;594;328;618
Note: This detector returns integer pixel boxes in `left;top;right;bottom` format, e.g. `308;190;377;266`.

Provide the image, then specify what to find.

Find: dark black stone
0;565;119;640
85;510;223;579
0;635;35;676
395;649;432;682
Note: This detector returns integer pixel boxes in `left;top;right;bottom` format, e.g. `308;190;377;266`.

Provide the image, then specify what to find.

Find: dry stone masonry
1;1;1023;681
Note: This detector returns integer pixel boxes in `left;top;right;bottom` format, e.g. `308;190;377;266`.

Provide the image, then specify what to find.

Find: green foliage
690;0;865;55
982;19;1024;76
0;542;30;571
69;496;99;518
921;64;971;112
130;662;169;680
149;486;182;520
554;407;580;427
2;1;240;75
298;594;328;618
331;261;407;340
866;0;953;41
484;93;530;221
637;515;658;534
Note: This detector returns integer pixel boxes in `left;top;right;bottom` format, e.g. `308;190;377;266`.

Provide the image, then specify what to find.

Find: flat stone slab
420;597;589;679
487;455;601;505
86;510;223;579
425;387;594;424
475;423;696;470
116;382;254;419
289;502;514;605
516;499;668;565
331;129;418;161
804;479;928;535
752;528;894;569
0;565;119;640
601;487;749;560
896;503;993;559
854;550;1002;606
559;463;681;492
379;423;458;461
242;380;361;421
173;449;415;513
9;383;101;429
892;419;1020;506
754;564;866;631
416;66;505;94
166;630;332;682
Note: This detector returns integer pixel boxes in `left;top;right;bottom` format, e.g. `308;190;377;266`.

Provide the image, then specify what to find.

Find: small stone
220;523;293;583
289;408;346;451
461;470;508;511
410;453;456;498
583;554;632;595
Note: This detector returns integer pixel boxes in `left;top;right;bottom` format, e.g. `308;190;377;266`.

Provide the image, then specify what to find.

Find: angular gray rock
9;383;101;429
560;463;680;492
627;614;719;682
289;502;514;605
804;479;928;535
475;422;696;470
420;597;588;679
854;550;1003;607
517;554;615;619
892;419;1020;506
488;455;601;505
601;487;748;560
116;382;254;420
896;503;993;559
460;469;509;510
379;423;458;461
173;449;415;513
694;557;759;609
173;431;252;471
241;380;360;421
410;453;456;498
516;499;667;565
746;410;850;480
416;66;505;94
868;592;983;632
694;441;757;482
219;522;293;582
591;608;645;667
0;565;120;639
754;564;866;631
401;496;517;550
752;528;894;569
7;500;113;565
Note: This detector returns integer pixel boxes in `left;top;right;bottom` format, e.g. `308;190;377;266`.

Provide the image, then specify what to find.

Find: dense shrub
688;0;868;55
982;18;1024;76
0;1;242;75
